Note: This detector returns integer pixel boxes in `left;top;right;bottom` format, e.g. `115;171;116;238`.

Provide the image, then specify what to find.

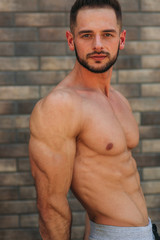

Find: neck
70;60;113;97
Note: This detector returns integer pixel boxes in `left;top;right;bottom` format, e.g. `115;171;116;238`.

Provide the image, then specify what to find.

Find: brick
148;209;160;222
113;84;140;97
132;144;141;153
0;43;14;56
0;0;38;12
0;159;17;172
39;0;68;11
39;27;67;41
20;214;38;228
41;56;75;70
141;27;160;40
65;0;79;12
0;230;41;240
66;0;140;13
129;98;160;111
71;226;85;239
143;167;160;180
133;112;141;125
145;195;160;208
0;187;18;200
141;0;160;12
72;212;85;226
16;101;37;114
15;116;30;128
19;186;36;199
111;71;117;83
15;13;66;27
0;130;16;143
0;116;30;129
0;86;39;100
0;144;28;158
15;42;66;56
140;126;160;139
0;216;19;228
122;41;160;55
115;56;141;69
17;130;30;143
123;13;160;26
142;140;160;153
0;14;13;27
142;84;160;97
0;200;37;214
16;71;66;85
0;172;33;186
135;153;160;167
69;198;84;211
0;87;39;100
142;112;160;125
18;158;31;171
0;57;38;71
125;27;139;41
66;13;71;27
67;189;75;199
0;72;15;86
118;69;160;83
141;181;160;194
0;28;37;41
40;86;53;98
0;117;14;129
66;42;78;56
119;0;139;11
142;56;160;69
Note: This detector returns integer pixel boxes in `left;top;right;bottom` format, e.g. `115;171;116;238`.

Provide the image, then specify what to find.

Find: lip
90;55;107;60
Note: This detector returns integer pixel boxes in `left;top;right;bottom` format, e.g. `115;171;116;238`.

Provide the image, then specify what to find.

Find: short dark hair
70;0;122;33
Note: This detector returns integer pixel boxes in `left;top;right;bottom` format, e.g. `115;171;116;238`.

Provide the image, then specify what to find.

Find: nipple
106;143;113;151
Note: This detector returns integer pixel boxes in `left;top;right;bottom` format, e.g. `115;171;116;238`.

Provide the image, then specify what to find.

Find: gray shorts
89;218;155;240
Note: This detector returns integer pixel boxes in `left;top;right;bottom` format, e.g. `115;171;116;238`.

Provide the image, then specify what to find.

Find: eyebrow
78;30;93;35
102;29;117;33
78;29;117;35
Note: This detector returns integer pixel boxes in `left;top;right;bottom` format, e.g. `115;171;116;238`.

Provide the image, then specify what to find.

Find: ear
119;30;126;50
66;31;75;51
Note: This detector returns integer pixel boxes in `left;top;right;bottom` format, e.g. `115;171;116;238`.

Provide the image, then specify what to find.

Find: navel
106;143;113;151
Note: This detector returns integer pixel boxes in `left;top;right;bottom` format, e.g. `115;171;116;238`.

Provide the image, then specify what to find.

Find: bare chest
78;93;139;156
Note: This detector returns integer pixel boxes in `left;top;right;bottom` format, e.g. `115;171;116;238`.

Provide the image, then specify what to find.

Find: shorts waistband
89;218;155;240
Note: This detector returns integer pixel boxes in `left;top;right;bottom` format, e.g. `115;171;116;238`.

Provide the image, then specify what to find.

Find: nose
93;35;103;52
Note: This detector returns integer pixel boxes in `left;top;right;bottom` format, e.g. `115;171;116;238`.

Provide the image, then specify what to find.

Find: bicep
29;134;76;199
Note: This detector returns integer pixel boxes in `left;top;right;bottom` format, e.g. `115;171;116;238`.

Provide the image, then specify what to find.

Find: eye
82;34;92;39
104;33;112;37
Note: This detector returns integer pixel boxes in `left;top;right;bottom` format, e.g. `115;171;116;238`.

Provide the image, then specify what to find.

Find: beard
74;43;120;74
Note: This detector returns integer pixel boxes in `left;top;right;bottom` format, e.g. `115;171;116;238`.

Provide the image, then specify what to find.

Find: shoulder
30;88;82;140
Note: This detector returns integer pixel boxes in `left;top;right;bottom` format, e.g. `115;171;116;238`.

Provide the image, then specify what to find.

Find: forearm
39;206;72;240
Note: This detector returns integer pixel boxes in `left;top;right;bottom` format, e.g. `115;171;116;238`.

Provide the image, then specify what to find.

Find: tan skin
29;7;149;240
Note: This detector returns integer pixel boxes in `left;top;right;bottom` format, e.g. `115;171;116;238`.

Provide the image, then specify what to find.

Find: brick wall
0;0;159;239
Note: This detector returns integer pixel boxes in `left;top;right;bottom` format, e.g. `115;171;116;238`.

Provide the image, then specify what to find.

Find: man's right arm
29;92;80;240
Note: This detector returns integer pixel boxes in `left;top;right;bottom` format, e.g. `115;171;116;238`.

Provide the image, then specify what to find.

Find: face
74;42;120;73
67;7;126;74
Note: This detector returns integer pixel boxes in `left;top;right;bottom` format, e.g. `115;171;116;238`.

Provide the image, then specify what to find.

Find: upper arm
29;91;80;209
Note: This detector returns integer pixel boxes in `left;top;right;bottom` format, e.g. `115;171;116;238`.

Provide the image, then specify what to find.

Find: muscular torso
68;87;148;227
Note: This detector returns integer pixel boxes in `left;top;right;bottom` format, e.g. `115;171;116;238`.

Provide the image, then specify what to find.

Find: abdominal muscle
71;150;149;227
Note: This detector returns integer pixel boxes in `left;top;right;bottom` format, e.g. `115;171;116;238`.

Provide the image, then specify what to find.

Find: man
29;0;160;239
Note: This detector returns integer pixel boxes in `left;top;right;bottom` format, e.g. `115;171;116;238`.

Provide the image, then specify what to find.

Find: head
66;0;126;74
70;0;122;34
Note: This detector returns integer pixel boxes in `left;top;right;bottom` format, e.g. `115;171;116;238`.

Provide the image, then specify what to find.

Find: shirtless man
29;0;158;239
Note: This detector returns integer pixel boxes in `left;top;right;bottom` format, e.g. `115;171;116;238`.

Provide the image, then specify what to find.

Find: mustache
87;51;110;58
